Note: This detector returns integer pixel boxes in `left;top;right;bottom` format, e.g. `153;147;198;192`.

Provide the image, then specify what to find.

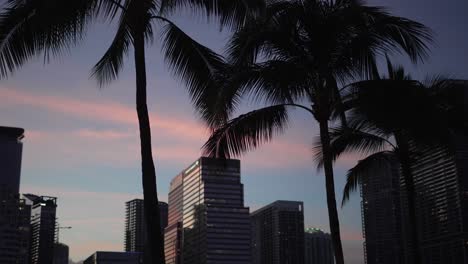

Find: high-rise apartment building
396;81;468;264
23;194;57;264
165;174;184;264
251;200;305;264
304;228;334;264
165;157;251;264
0;126;26;264
361;160;404;264
124;199;168;252
402;134;468;264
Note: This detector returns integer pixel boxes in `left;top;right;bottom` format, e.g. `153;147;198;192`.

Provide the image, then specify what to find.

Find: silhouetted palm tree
0;0;260;263
199;1;432;263
331;60;460;263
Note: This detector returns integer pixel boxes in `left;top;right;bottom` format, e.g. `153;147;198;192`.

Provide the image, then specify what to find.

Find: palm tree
0;0;261;263
330;60;460;263
198;1;432;263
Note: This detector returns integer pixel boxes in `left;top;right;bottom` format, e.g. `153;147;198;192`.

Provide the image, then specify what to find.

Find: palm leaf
314;124;391;169
160;20;227;126
0;0;119;78
342;151;398;206
159;0;264;29
91;4;132;86
202;104;289;158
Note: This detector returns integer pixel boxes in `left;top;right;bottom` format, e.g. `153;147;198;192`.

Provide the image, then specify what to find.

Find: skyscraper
304;228;334;264
164;174;183;264
361;160;404;264
166;157;251;264
251;200;305;264
0;126;26;264
23;194;57;264
124;199;168;252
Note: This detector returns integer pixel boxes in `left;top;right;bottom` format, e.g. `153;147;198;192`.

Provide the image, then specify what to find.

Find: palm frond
160;20;227;125
158;0;264;29
91;9;132;86
331;2;432;80
202;104;289;158
0;0;118;78
234;59;311;104
314;124;391;169
226;0;305;65
342;151;398;206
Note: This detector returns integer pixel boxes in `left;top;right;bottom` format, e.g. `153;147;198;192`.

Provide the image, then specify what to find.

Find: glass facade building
165;174;184;264
165;157;251;264
251;200;305;264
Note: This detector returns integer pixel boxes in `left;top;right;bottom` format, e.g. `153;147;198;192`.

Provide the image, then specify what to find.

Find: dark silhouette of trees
198;1;432;263
331;60;465;263
0;0;260;263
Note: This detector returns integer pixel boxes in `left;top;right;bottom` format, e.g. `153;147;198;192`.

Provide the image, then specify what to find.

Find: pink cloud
0;86;207;141
74;129;134;140
2;86;348;170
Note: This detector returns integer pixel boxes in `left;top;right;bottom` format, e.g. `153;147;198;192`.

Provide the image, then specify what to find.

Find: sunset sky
1;0;467;262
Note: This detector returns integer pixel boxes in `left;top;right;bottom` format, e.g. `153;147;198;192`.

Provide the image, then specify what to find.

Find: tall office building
304;228;334;264
165;174;183;264
251;200;305;264
361;160;404;264
0;126;26;263
124;199;168;252
23;194;57;264
84;251;143;264
166;157;251;264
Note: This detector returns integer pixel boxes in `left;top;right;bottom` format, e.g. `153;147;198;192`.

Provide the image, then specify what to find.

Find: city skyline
1;0;468;262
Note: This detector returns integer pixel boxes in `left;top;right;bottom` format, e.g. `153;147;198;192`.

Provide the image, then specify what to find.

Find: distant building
166;157;251;264
164;174;183;264
124;199;168;253
361;160;404;264
0;126;26;264
53;243;69;264
304;228;334;264
23;194;57;264
84;251;143;264
251;200;305;264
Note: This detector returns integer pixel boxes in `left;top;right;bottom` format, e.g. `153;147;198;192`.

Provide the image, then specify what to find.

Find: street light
55;221;72;244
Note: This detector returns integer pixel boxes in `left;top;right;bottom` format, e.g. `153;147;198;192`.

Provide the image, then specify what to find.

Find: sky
1;0;468;263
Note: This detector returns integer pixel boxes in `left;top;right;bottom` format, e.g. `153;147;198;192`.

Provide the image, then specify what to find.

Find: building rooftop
251;200;304;216
305;227;327;234
0;126;24;140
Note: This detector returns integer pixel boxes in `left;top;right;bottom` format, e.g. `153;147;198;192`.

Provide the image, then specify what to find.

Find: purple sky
1;0;467;262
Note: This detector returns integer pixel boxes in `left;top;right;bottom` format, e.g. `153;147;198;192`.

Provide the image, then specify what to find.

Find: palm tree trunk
394;133;421;264
134;32;166;264
319;119;345;264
